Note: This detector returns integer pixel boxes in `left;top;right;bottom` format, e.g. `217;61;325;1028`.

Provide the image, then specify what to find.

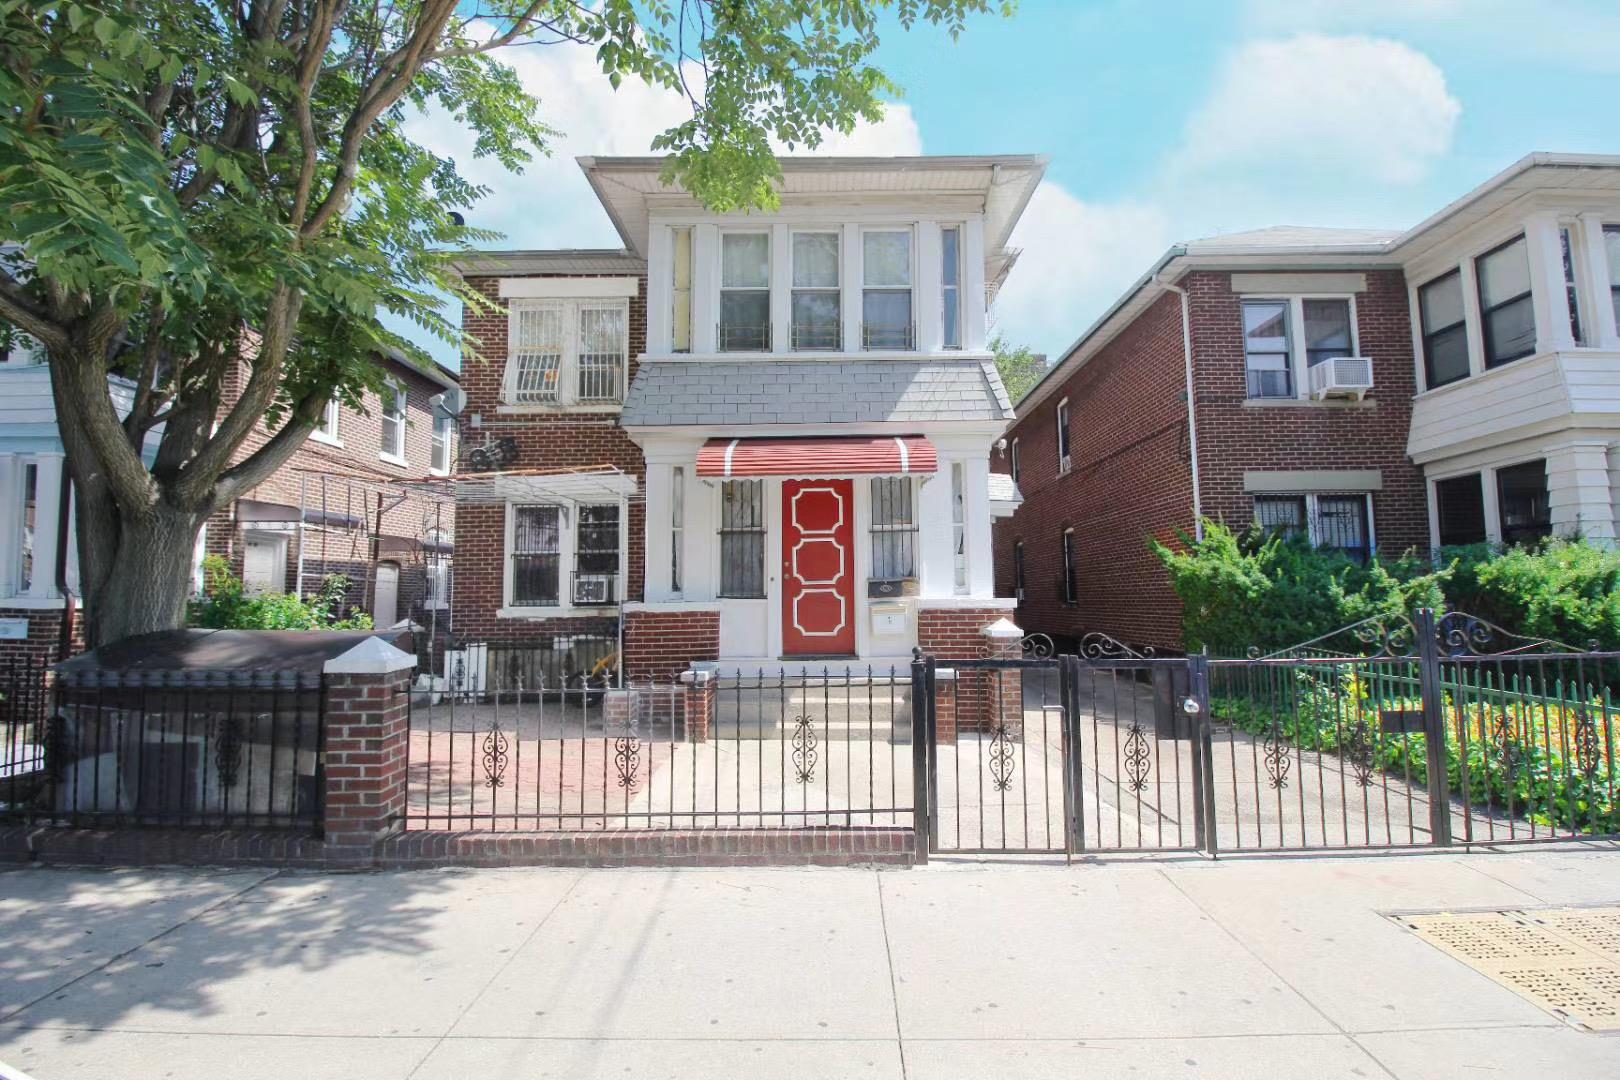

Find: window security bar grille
861;320;916;351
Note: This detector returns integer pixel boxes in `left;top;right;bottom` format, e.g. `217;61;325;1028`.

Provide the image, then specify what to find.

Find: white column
1457;258;1488;378
692;224;719;354
770;223;791;355
645;224;671;354
915;469;954;598
1481;466;1503;547
915;219;942;354
28;453;63;599
961;215;989;353
686;471;718;600
1580;214;1620;349
1525;213;1574;354
841;223;862;354
643;462;673;600
963;454;995;597
0;454;17;596
1546;441;1617;543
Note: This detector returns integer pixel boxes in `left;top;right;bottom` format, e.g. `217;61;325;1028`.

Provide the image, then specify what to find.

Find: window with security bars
573;504;620;605
511;505;561;606
719;479;766;598
869;477;917;580
504;300;626;406
1253;493;1372;564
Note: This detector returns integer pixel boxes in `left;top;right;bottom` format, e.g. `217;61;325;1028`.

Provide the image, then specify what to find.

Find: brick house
0;344;457;666
447;154;1044;683
995;152;1620;651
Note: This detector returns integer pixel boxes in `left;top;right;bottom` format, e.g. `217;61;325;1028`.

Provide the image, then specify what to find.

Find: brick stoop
0;826;915;870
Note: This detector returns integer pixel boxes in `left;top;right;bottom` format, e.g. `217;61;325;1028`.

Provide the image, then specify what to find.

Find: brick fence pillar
917;604;1021;741
321;638;417;863
982;617;1025;740
679;666;716;742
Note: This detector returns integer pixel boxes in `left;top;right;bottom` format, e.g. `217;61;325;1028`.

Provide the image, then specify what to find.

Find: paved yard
3;845;1620;1079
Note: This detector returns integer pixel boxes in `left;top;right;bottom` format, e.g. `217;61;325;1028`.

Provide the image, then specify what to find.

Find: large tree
0;0;1010;647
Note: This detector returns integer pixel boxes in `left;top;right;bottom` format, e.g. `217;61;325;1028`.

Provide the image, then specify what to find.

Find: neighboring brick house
0;345;458;667
448;154;1044;684
996;152;1620;651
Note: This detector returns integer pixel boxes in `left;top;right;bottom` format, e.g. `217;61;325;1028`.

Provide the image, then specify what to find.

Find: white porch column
643;462;674;600
692;224;719;353
963;454;994;596
27;453;64;598
1545;441;1617;544
1579;214;1620;349
841;223;861;353
915;469;954;597
770;223;791;354
685;469;718;600
1525;213;1575;355
915;219;942;353
0;454;17;596
1457;257;1488;379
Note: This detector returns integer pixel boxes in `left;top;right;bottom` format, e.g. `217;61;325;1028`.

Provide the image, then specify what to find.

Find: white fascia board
498;276;640;299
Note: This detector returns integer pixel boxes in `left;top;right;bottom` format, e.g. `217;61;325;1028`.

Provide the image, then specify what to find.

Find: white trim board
498;277;640;299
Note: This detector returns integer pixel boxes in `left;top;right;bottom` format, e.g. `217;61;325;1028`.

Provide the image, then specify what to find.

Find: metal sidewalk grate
1394;906;1620;1031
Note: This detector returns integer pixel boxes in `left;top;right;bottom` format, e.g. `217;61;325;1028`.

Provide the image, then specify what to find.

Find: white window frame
1061;527;1076;605
502;298;630;409
378;379;407;466
1056;398;1071;475
499;498;627;615
429;412;453;476
940;223;963;350
860;225;917;351
789;228;842;351
950;462;968;594
670;465;685;597
424;538;451;610
1239;294;1360;401
718;229;773;353
312;397;342;446
671;225;694;354
1010;437;1021;484
1252;492;1378;559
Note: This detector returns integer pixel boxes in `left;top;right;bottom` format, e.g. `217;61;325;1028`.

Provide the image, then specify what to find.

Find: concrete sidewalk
3;847;1620;1079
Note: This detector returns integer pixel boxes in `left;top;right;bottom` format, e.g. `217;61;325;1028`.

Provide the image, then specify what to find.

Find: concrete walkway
3;847;1620;1079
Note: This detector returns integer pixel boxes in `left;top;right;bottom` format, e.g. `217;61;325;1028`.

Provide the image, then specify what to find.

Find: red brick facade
0;605;77;669
451;270;649;648
320;666;414;856
622;607;720;680
994;268;1428;651
917;605;1018;742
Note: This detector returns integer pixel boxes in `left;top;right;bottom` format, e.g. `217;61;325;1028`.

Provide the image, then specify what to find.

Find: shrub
1459;541;1620;652
189;556;373;631
1151;521;1446;655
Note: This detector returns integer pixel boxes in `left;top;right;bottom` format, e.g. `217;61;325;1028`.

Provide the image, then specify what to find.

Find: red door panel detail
782;479;855;656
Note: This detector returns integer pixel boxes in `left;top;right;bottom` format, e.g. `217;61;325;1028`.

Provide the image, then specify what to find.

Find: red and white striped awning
696;436;938;478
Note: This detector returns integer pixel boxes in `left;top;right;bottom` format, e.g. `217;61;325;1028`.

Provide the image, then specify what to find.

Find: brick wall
622;607;720;680
0;606;73;668
451;272;649;647
917;605;1016;742
993;291;1192;649
993;269;1429;652
320;667;413;856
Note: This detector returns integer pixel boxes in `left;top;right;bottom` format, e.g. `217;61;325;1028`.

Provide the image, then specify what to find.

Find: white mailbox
870;601;906;636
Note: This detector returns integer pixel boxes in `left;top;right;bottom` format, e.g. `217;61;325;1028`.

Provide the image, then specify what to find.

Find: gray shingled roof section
622;360;1015;427
988;472;1022;504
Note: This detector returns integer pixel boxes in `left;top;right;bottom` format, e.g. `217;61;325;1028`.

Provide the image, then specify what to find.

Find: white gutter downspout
1154;273;1203;541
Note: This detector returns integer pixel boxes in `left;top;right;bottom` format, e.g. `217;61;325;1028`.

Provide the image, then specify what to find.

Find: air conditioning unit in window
1308;357;1374;400
573;574;614;605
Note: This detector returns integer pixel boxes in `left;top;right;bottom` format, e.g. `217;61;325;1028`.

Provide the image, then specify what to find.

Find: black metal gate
912;612;1620;860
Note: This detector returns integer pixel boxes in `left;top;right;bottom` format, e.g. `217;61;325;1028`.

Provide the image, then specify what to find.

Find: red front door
782;479;856;656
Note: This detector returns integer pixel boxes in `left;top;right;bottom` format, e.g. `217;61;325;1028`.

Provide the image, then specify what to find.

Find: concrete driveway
3;846;1620;1079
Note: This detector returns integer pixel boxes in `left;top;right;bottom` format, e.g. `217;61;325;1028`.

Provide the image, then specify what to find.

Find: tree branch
0;268;70;353
213;387;331;506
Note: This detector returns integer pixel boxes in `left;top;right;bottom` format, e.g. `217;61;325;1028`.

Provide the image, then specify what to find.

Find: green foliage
1151;520;1446;655
990;334;1045;404
1445;541;1620;652
188;555;372;631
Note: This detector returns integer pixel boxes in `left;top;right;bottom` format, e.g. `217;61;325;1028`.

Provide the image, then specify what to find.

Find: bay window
18;462;37;594
719;479;766;598
791;232;840;350
951;464;967;593
869;477;917;580
1561;226;1584;345
1606;225;1620;331
941;225;962;349
862;229;913;350
1419;269;1469;389
1476;235;1536;368
505;299;628;406
720;232;771;351
670;465;684;594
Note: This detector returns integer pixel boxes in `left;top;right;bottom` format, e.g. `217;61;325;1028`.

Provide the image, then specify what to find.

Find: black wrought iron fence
403;666;918;832
2;664;325;831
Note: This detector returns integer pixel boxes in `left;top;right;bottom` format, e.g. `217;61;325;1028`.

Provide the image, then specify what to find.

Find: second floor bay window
506;300;628;406
791;232;840;350
720;232;771;351
941;225;962;349
1606;225;1620;330
1476;234;1536;368
862;229;913;350
1419;269;1469;388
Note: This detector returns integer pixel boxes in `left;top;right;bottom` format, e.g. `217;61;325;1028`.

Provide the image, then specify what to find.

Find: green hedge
1153;523;1620;654
188;555;373;631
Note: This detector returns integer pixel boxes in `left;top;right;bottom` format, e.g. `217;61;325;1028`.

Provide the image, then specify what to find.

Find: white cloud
992;183;1172;359
776;103;923;157
1175;34;1459;185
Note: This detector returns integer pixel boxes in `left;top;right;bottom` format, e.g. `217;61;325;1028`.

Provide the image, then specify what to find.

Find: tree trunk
76;493;206;649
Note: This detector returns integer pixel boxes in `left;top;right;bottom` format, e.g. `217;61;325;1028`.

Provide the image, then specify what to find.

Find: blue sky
401;0;1620;367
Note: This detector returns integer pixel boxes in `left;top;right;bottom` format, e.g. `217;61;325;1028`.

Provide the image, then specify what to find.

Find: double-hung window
791;232;840;350
1605;225;1620;332
870;477;918;580
430;412;453;475
506;502;622;609
1303;299;1353;368
941;225;962;349
950;464;967;593
671;226;693;353
1010;437;1021;484
1561;226;1584;345
1055;398;1071;475
1434;474;1487;547
314;398;341;444
1496;460;1551;547
670;465;685;594
1419;270;1470;388
1476;235;1536;368
719;479;766;598
1253;493;1373;564
1012;540;1026;601
379;381;406;463
15;462;37;594
1242;300;1293;398
862;229;913;350
506;300;628;405
720;232;771;351
1061;528;1076;605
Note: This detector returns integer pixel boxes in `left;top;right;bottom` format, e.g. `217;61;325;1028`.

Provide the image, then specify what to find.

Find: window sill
1241;397;1376;410
429;467;450;478
309;432;344;448
378;451;409;468
0;595;67;611
497;605;619;620
495;403;622;415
